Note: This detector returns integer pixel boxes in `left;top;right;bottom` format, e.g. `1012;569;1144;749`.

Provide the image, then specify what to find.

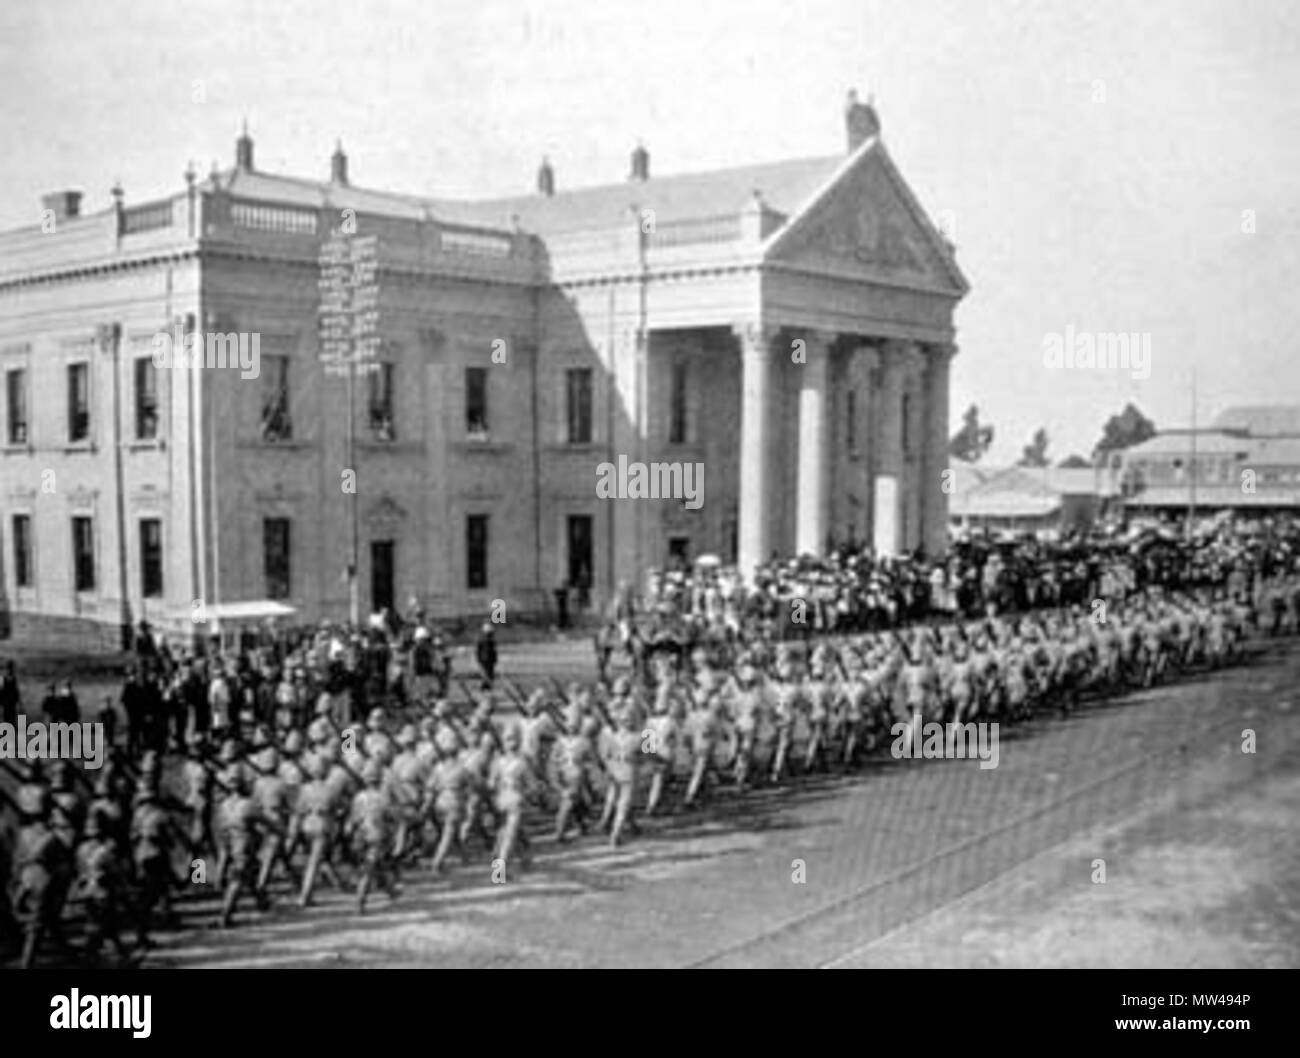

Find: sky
1;0;1297;463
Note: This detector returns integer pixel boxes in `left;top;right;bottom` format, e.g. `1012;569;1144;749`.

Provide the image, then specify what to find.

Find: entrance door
668;535;690;571
370;540;394;614
566;516;593;595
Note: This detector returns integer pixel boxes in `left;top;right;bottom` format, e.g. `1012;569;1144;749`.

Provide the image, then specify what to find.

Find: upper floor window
6;369;27;445
135;357;159;440
668;361;688;444
566;368;593;444
368;362;395;440
261;355;292;441
465;367;489;439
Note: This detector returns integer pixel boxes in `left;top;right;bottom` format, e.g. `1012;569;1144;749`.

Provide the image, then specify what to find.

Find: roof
1041;466;1119;496
1123;433;1300;465
1127;487;1300;509
950;492;1061;518
1212;405;1300;437
207;153;845;237
1123;432;1251;457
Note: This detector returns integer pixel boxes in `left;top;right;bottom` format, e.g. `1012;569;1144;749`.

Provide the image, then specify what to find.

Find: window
669;361;688;444
368;362;395;440
140;518;163;598
135;357;159;440
68;363;90;442
465;367;489;438
566;368;593;444
466;514;489;590
261;355;292;441
846;389;859;455
6;369;27;445
72;516;94;591
12;514;32;588
263;518;291;599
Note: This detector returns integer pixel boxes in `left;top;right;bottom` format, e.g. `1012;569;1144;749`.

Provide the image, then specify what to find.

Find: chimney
629;142;649;182
331;141;349;185
235;121;254;171
41;190;82;224
537;156;555;196
845;89;880;152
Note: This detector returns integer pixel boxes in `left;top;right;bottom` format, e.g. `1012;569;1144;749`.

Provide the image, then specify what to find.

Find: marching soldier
348;759;399;914
70;810;133;963
599;703;643;848
488;723;534;874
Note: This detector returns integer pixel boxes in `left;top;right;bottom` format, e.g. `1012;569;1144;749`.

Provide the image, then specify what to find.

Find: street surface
111;635;1300;969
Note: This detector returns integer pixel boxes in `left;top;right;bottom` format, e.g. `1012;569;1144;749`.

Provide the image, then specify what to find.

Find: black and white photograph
0;0;1293;1031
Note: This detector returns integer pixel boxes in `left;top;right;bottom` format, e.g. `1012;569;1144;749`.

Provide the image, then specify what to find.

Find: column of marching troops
4;568;1300;966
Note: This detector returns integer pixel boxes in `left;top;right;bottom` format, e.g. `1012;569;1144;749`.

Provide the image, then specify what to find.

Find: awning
202;600;297;632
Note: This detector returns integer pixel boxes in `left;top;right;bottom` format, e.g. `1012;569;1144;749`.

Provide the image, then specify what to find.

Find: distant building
1121;405;1300;516
948;463;1119;534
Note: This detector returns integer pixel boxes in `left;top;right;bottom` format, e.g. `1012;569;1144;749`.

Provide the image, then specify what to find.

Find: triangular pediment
765;142;967;296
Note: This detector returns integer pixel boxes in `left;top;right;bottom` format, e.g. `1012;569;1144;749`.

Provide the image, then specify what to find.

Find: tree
1092;403;1156;463
1057;453;1091;468
949;404;994;463
1018;427;1050;468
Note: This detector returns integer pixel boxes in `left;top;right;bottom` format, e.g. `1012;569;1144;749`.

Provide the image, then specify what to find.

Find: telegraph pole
319;226;378;628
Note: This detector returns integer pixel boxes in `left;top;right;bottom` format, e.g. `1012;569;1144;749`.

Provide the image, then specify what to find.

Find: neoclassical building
0;94;967;643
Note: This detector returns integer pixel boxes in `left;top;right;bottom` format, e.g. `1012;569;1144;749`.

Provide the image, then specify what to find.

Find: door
370;540;394;615
566;516;593;595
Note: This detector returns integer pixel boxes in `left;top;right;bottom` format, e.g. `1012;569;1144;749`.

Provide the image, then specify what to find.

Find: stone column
736;322;777;581
795;332;833;556
902;349;927;552
859;343;880;543
873;340;908;557
921;342;956;559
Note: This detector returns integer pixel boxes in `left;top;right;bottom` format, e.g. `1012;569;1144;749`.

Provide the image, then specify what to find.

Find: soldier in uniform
130;779;179;948
424;738;470;872
387;724;427;860
552;710;601;842
294;750;345;908
180;732;216;862
215;765;279;928
488;722;534;873
598;703;643;847
70;809;133;963
10;781;72;968
348;759;399;914
642;681;681;815
252;745;295;892
683;687;721;808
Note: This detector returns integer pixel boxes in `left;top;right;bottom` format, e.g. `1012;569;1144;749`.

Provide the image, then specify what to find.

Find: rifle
501;677;529;711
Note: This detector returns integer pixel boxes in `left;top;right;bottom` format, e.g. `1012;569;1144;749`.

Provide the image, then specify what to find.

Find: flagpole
1188;364;1197;536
